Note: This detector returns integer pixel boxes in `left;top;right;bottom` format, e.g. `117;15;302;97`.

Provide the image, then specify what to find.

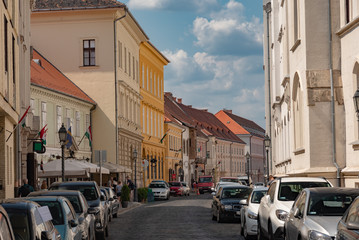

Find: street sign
95;150;107;163
141;159;149;167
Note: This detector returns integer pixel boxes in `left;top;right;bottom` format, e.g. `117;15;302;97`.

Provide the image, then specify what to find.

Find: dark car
0;199;61;240
28;190;96;240
101;187;120;218
0;205;15;240
337;195;359;240
49;181;108;239
212;185;252;223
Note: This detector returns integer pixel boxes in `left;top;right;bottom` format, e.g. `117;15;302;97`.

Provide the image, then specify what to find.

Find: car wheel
268;222;274;240
217;211;223;223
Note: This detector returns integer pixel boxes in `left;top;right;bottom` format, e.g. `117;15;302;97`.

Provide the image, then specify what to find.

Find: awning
102;162;132;173
78;160;110;174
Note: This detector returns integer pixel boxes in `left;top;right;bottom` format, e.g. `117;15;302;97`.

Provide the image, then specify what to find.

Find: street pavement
108;192;244;240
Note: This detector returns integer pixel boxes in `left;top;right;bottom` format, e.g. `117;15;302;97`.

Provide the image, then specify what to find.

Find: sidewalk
117;201;142;215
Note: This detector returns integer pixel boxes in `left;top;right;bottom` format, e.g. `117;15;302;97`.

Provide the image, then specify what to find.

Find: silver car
285;187;359;240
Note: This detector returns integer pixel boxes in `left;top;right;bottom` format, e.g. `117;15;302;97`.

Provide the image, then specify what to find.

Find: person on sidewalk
18;179;34;197
126;176;135;201
116;181;123;201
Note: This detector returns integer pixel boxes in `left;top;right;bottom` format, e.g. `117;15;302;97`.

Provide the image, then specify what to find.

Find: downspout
113;7;127;165
90;104;96;163
229;142;233;177
328;0;340;186
264;2;272;175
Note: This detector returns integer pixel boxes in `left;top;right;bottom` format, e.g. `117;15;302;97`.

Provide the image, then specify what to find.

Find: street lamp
245;152;250;185
133;148;138;202
58;124;67;182
353;89;359;120
264;134;271;185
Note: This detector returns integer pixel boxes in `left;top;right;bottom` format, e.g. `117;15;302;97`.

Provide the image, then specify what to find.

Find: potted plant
121;184;130;208
137;187;148;203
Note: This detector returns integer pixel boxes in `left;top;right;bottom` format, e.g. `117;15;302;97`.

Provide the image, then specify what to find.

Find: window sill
290;39;301;52
293;148;305;155
79;65;100;69
350;140;359;151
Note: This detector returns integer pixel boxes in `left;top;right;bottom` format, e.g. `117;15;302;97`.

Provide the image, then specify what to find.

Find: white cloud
126;0;218;12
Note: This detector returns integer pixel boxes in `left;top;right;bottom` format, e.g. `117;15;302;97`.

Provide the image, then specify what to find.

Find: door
286;191;306;240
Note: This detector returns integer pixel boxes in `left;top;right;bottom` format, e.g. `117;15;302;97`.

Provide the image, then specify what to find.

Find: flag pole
77;132;86;146
6;106;30;143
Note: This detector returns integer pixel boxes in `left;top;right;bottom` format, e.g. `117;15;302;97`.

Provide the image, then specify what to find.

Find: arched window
293;73;303;149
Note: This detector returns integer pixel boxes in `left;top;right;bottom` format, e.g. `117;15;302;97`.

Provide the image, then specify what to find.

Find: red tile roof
31;49;96;105
34;0;125;10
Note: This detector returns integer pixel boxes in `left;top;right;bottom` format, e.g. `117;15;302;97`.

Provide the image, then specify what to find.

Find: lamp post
245;152;250;185
354;90;359;120
58;124;67;182
133;148;138;202
264;134;271;185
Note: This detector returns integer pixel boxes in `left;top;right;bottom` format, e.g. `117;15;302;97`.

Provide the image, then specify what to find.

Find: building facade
140;41;168;187
263;0;345;186
31;1;148;183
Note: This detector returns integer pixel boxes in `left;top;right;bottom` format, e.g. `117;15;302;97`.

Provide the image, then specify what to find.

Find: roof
0;199;40;209
306;187;359;195
164;94;194;127
34;0;125;10
31;49;96;105
279;177;329;183
28;190;81;197
50;181;97;187
219;110;265;137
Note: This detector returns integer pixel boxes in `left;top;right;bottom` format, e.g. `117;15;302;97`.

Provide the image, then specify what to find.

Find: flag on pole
65;127;73;149
85;126;92;147
18;106;30;125
160;132;167;143
39;124;48;145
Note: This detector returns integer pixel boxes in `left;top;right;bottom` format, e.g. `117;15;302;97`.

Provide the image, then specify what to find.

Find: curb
117;202;142;215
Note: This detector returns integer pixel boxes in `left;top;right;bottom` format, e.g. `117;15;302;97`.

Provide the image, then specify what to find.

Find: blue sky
123;0;265;128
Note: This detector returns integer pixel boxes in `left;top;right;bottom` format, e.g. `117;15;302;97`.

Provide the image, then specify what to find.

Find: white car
257;177;332;240
148;182;170;200
240;187;268;239
181;182;190;196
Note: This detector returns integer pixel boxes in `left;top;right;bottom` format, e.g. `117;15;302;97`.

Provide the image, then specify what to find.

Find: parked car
101;187;120;218
0;199;61;240
25;196;82;240
181;182;190;196
148;182;170;200
49;181;108;239
169;181;184;196
212;182;243;194
0;205;16;240
285;187;359;240
240;187;268;239
253;182;265;188
219;177;243;184
28;190;96;240
150;180;169;188
197;175;214;194
212;185;252;223
100;188;111;223
257;177;332;240
337;195;359;240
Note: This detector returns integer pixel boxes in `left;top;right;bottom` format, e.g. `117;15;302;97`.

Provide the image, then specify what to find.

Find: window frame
83;39;96;67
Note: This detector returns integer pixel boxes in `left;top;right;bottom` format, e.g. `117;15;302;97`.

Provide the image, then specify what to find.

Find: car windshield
149;183;166;188
220;178;238;183
308;193;356;216
58;185;99;201
35;201;64;225
7;212;30;240
278;182;330;201
199;177;212;183
221;188;251;199
66;196;82;214
169;182;180;187
251;190;267;203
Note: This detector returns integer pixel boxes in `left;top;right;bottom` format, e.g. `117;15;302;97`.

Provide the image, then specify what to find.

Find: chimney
223;109;232;114
165;92;173;98
177;98;182;104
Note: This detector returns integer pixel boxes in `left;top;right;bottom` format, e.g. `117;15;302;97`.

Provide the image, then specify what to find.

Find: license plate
236;211;241;215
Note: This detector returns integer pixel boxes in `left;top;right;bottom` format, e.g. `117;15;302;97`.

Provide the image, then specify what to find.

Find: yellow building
163;119;184;182
140;42;169;187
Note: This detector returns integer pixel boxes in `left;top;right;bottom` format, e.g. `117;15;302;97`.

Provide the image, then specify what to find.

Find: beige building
263;0;345;186
337;0;359;187
31;1;148;181
0;0;32;198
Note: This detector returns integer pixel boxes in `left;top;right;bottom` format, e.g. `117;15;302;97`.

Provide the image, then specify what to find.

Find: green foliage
137;187;148;202
121;184;130;202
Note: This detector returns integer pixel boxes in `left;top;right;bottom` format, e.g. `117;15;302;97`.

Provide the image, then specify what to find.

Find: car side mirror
293;208;301;219
69;219;78;228
347;221;359;230
41;231;52;240
88;207;100;215
100;195;105;201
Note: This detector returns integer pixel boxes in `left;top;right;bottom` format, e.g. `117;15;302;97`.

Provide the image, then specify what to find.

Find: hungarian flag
85;126;92;147
39;124;47;145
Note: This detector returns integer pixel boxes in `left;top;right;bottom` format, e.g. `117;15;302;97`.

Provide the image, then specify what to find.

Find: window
146;67;149;90
4;16;8;72
293;74;303;149
66;109;72;129
124;47;127;73
129;52;131;77
41;102;47;128
118;41;122;68
133;56;135;80
75;111;80;137
293;0;299;41
83;40;95;66
345;0;350;24
57;106;62;131
142;64;145;88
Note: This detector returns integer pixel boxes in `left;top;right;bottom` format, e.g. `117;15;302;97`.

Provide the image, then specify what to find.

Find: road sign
95;150;107;163
141;159;149;167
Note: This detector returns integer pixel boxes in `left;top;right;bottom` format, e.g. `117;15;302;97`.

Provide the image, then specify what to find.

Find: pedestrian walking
126;176;134;201
40;180;48;190
18;179;34;197
116;181;123;201
108;176;114;188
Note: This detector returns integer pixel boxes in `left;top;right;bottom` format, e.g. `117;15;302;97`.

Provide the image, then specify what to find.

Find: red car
168;181;184;196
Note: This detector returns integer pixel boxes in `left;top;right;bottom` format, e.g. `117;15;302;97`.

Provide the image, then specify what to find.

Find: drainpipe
328;0;340;186
229;142;233;177
113;6;127;165
264;2;272;175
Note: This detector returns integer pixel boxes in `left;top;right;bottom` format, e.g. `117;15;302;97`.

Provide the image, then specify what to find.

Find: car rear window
251;190;267;203
57;185;98;201
169;182;180;186
278;182;330;201
35;201;64;225
220;178;238;183
149;183;165;188
308;193;356;216
199;177;212;183
221;188;251;199
6;212;30;240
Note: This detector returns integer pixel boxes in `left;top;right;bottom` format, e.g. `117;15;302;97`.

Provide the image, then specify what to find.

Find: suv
257;177;332;240
49;181;108;240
